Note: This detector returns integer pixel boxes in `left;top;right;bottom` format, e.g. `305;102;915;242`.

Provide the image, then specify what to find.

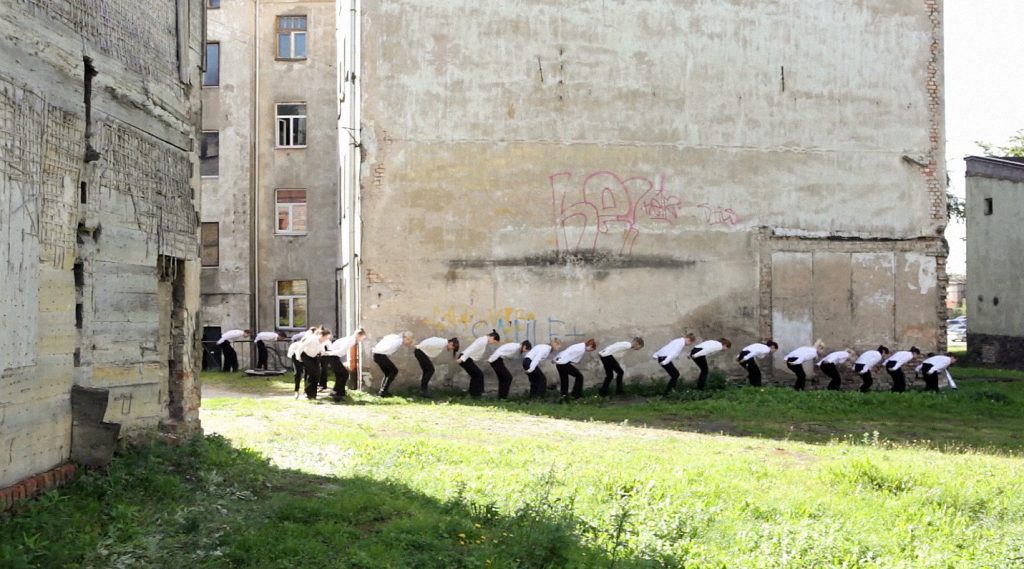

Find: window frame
276;15;308;61
275;189;308;235
200;131;219;178
201;222;220;267
276;280;308;330
203;41;220;87
275;102;308;148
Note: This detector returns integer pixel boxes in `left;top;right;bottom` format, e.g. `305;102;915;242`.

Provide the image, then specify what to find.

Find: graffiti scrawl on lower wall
425;306;587;345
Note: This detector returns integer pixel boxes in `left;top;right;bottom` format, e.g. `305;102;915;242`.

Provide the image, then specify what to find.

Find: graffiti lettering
427;306;585;345
696;203;739;227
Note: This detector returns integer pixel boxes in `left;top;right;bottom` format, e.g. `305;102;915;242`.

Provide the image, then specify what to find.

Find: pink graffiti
550;171;681;255
696;203;739;227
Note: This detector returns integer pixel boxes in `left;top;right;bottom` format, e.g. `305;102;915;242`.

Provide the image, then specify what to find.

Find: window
984;198;993;216
277;280;308;329
203;42;220;86
276;189;307;234
275;103;307;147
277;16;307;60
207;0;220;8
200;131;219;177
201;223;219;267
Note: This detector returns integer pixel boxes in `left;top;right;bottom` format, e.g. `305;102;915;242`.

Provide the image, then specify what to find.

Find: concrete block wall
0;0;205;489
352;0;948;392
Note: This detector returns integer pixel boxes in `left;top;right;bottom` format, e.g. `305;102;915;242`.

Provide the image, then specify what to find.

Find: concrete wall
353;0;948;391
965;156;1024;369
0;0;204;488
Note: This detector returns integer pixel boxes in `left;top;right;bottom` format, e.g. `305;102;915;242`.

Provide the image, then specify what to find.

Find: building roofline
965;155;1024;183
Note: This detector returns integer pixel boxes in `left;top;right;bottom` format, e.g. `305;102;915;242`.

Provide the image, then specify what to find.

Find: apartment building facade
201;0;340;352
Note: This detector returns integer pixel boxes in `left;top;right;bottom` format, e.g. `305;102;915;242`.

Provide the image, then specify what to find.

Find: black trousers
599;355;624;396
414;348;434;391
661;360;681;392
490;358;514;399
460;358;485;397
292;356;304;391
921;363;940;391
853;363;873;392
691;348;709;390
556;362;584;398
523;358;547;399
821;362;842;390
786;359;807;390
301;353;320;399
321;355;348;398
886;364;906;393
739;354;762;387
255;340;268;370
220;343;239;372
374;353;399;395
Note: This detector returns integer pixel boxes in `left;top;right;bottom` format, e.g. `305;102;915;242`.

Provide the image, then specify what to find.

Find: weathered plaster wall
255;0;340;334
201;0;256;331
355;0;948;389
0;0;204;488
965;158;1024;369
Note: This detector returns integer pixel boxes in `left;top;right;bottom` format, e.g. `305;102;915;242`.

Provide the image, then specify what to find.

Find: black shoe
378;391;392;398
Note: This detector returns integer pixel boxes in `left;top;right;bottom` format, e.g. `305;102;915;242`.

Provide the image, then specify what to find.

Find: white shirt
817;350;851;366
785;346;818;365
738;343;771;362
653;337;690;364
372;334;404;356
291;329;311;342
554;343;588;365
254;331;279;343
488;342;522;363
599;341;632;358
883;351;915;370
415;337;449;359
918;355;953;373
690;340;724;359
854;350;884;371
459;336;489;362
218;329;246;345
297;333;325;358
325;334;358;358
523;344;552;372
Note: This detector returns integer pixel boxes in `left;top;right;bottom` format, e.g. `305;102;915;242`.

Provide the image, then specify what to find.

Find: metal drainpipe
252;0;261;332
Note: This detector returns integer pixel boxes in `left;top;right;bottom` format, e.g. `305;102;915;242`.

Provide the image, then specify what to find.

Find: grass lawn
3;369;1024;568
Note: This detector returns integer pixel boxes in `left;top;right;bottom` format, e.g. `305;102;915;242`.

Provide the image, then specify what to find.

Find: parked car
947;323;967;342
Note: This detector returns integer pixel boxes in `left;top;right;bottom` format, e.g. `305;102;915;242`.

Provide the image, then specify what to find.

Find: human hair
632;337;644;348
319;327;332;337
877;345;890;355
354;327;367;338
767;341;779;350
243;329;252;335
449;337;460;357
584;338;597;350
402;331;414;339
684;333;696;342
487;329;500;342
520;340;533;351
926;352;936;358
719;337;732;349
910;346;920;355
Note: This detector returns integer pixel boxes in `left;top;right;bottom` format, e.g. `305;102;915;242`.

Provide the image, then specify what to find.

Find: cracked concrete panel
811;252;855;350
896;252;939;348
851;252;897;347
771;251;813;356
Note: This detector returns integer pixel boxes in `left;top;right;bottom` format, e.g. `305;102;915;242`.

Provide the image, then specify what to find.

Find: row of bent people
275;327;958;401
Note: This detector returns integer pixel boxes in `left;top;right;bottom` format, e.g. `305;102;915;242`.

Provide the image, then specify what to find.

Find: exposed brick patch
964;333;1024;370
923;0;945;221
0;463;77;513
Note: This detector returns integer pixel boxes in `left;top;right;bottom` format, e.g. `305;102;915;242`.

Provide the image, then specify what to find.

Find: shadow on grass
0;436;665;569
